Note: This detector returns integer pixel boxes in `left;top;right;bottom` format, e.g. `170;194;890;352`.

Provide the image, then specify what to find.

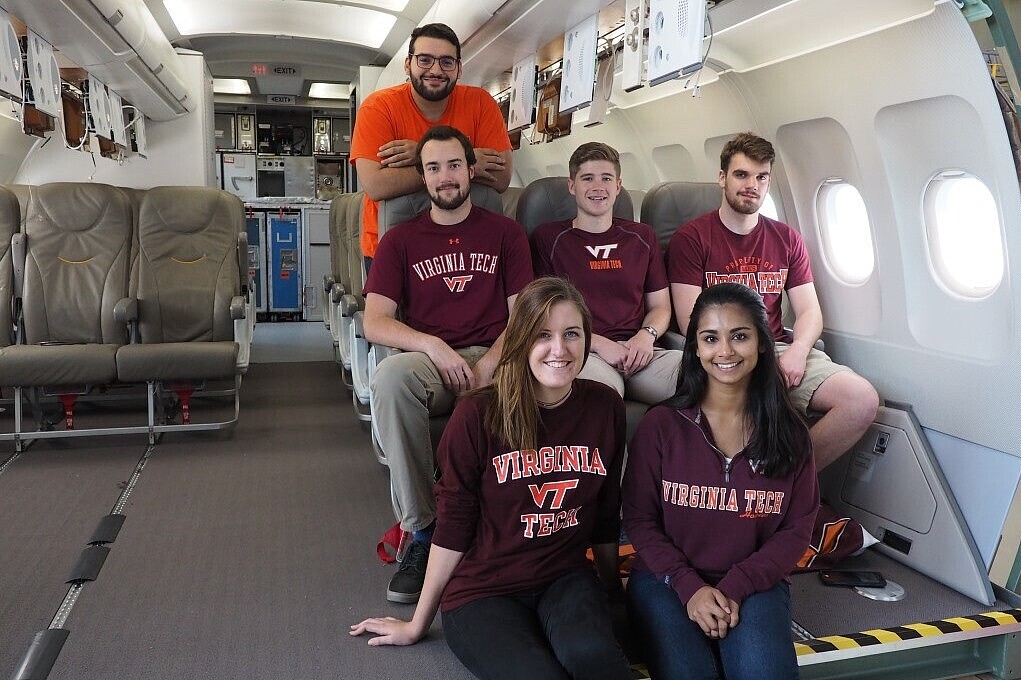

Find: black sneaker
386;540;429;604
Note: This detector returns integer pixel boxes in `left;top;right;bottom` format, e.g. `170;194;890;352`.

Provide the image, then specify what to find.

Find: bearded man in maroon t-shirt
362;125;532;605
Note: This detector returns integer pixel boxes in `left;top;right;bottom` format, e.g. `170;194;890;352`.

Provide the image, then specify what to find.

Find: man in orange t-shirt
350;23;513;264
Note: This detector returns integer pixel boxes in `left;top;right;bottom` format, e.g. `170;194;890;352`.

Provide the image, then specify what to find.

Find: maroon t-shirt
667;211;813;342
531;218;667;341
432;379;625;612
364;205;533;349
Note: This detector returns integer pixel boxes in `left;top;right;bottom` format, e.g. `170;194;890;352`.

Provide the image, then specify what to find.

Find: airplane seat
329;192;364;389
514;176;649;438
640;181;721;351
627;189;646;221
500;186;523;219
641;181;720;255
5;184;30;231
349;185;503;461
0;183;133;442
325;194;350;351
0;185;19;347
114;186;248;437
515;176;633;236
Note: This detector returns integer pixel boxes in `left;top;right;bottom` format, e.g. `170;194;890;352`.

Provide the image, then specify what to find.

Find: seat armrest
782;327;825;352
114;297;139;343
114;297;138;323
236;232;250;295
324;274;336;294
340;293;363;317
661;331;685;351
230;295;247;320
331;282;347;304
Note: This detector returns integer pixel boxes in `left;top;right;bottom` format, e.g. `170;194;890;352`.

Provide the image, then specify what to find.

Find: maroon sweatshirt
622;405;818;605
433;379;625;612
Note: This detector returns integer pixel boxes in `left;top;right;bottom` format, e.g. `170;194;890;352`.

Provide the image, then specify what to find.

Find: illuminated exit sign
252;64;268;76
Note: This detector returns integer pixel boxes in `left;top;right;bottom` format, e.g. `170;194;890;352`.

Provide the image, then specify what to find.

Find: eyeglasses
410;53;459;72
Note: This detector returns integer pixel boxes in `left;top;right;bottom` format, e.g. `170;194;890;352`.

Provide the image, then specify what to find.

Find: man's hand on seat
472;148;506;184
378;139;419;168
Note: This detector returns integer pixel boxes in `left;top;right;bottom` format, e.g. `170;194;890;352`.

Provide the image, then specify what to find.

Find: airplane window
816;180;875;285
924;172;1004;298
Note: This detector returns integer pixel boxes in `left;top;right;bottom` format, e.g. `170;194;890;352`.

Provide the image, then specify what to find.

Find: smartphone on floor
819;570;887;588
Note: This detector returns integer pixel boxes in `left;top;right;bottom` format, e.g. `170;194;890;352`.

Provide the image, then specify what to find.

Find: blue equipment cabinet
268;213;302;316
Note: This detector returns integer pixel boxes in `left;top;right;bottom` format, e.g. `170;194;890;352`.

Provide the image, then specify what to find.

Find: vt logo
528;480;579;509
443;275;473;292
585;244;619;259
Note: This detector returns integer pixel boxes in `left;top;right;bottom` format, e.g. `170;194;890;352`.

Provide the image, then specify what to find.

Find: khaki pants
577;347;684;405
370;346;489;532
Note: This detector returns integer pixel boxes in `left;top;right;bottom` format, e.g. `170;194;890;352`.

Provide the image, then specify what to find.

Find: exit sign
267;94;296;104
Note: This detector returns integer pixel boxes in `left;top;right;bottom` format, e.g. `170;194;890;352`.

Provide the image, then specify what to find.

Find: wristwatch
642;326;658;339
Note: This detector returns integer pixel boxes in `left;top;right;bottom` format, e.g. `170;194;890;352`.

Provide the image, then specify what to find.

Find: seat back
134;186;244;343
330;192;364;293
328;194;350;293
377;184;503;241
347;192;366;292
641;181;720;253
515;176;634;236
20;182;134;345
500;186;523;219
0;185;19;347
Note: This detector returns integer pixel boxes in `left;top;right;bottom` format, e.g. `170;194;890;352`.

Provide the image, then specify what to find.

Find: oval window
924;172;1004;298
816;180;875;285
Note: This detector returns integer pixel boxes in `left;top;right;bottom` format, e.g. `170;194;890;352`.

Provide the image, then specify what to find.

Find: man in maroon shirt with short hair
531;142;682;404
363;125;532;604
668;132;879;470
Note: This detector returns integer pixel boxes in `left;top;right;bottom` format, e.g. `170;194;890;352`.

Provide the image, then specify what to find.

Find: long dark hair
665;283;809;477
483;277;592;451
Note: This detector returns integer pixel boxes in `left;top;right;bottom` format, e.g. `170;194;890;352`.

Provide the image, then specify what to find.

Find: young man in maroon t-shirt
363;126;532;604
668;132;879;470
531;142;682;404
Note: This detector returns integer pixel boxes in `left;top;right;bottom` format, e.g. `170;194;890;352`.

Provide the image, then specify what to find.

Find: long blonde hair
484;277;592;451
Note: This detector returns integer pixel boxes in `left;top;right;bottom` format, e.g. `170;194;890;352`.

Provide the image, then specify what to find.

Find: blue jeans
442;570;632;680
627;569;799;680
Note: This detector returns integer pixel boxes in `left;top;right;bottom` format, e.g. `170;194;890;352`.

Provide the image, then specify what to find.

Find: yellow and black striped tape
794;608;1021;655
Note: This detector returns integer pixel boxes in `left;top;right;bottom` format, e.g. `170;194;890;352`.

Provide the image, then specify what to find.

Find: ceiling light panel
213;78;252;95
164;0;398;48
308;82;352;99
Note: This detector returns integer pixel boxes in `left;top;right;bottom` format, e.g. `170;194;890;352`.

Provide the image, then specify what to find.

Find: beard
725;190;761;215
429;183;471;211
410;72;456;102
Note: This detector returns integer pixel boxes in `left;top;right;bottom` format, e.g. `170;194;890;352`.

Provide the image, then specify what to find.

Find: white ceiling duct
3;0;193;120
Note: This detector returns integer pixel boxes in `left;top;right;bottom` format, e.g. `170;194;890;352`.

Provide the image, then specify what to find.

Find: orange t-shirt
349;83;512;257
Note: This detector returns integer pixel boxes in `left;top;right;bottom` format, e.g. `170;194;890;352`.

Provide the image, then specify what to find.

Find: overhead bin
2;0;192;120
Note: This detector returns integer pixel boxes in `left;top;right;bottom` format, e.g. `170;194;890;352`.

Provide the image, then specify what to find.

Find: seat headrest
378;184;504;238
515;177;634;235
641;181;721;252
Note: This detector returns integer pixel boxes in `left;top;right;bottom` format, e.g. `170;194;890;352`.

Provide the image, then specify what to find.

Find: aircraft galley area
1;1;1021;680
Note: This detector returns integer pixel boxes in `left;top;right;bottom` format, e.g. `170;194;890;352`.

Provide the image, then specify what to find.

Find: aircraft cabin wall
0;50;214;188
507;2;1021;564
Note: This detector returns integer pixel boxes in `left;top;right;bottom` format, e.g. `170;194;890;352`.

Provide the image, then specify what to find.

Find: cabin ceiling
141;0;436;100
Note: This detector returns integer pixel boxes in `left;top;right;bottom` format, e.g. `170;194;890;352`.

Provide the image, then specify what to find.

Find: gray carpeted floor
1;351;1012;680
1;362;473;680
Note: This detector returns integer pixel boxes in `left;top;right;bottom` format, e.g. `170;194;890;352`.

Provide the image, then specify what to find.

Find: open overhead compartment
1;0;192;120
